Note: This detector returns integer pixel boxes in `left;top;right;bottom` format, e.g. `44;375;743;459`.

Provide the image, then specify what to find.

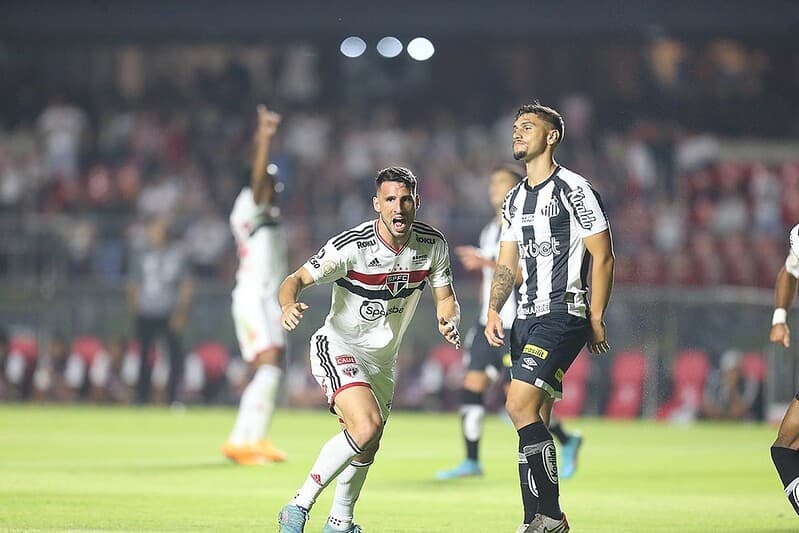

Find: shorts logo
342;365;359;377
543;442;558;484
523;344;549;359
386;273;409;296
555;368;564;382
335;355;356;365
521;357;538;371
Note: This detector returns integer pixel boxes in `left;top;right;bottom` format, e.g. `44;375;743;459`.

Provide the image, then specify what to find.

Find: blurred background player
277;166;461;533
127;215;194;405
769;223;799;516
437;164;584;481
700;349;760;420
221;105;287;465
486;102;614;533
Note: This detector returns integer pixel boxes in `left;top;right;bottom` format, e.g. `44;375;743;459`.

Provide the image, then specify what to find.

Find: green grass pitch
0;405;796;532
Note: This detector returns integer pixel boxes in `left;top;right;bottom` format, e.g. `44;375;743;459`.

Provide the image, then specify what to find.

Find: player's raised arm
278;266;314;331
251;104;282;204
584;229;615;354
431;284;461;348
485;240;519;347
771;265;799;348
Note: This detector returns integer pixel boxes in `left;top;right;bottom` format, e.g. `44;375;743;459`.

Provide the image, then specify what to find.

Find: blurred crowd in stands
0;35;794;413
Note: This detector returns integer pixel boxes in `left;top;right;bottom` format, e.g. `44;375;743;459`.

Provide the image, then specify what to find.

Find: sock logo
527;469;539;497
542;442;558;485
311;473;322;486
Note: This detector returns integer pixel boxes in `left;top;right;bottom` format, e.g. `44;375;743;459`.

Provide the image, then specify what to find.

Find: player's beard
513;147;526;161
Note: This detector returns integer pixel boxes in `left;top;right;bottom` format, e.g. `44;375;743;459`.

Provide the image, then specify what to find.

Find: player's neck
376;220;411;251
525;156;558;187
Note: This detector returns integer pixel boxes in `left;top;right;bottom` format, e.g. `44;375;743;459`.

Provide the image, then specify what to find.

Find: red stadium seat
194;341;230;382
553;349;591;417
741;351;766;382
70;335;106;365
604;349;648;419
9;335;39;362
656;349;710;420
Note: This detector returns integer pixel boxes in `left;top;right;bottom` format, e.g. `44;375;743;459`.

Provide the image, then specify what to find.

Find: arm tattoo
489;264;515;312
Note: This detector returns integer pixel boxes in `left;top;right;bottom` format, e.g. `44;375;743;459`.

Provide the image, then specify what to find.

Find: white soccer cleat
524;513;569;533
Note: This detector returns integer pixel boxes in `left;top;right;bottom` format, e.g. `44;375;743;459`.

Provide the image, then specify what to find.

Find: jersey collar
374;220;410;255
524;165;561;192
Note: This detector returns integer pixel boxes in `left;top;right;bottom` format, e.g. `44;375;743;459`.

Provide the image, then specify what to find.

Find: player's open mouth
392;216;407;232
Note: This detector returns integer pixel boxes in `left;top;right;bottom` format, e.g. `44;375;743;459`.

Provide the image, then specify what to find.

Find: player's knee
505;393;544;423
253;348;283;367
347;413;383;449
773;433;799;450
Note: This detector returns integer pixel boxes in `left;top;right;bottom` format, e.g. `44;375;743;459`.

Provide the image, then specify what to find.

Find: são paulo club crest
386;272;410;296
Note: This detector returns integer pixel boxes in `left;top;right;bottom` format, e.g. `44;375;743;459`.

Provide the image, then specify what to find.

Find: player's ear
373;196;380;213
415;194;421;210
547;129;560;146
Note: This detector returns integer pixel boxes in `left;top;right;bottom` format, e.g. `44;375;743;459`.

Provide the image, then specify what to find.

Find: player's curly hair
516;101;565;145
375;166;418;194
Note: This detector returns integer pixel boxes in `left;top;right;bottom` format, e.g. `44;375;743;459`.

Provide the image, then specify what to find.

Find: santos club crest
386;272;409;296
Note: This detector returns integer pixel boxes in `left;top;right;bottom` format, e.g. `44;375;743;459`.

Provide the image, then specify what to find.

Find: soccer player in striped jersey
436;165;584;482
221;105;288;465
277;166;461;533
769;223;799;517
486;102;615;533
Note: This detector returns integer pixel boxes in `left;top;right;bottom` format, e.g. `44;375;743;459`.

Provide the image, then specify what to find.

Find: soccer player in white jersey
485;102;614;533
221;105;288;465
277;166;461;533
769;223;799;517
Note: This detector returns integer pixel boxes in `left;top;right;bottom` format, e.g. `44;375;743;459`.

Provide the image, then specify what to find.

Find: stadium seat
741;351;766;382
553;349;591;417
70;335;107;365
656;349;711;420
604;349;648;419
194;341;230;383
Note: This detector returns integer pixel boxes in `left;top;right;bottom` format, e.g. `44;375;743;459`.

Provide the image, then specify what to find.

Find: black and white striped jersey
785;224;799;278
303;219;453;366
500;165;609;319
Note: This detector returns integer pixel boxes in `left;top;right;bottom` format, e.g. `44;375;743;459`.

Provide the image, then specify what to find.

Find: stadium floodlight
340;36;367;58
376;36;403;58
267;163;279;175
407;37;435;61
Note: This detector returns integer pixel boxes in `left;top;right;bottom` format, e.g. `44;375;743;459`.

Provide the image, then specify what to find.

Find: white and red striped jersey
230;187;287;296
304;219;453;366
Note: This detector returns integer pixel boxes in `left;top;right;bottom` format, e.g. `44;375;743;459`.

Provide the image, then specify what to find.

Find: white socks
292;431;363;510
462;404;485;442
228;365;282;445
327;459;373;530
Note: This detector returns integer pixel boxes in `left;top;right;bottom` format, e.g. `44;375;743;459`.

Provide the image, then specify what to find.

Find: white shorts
309;330;395;421
232;288;286;362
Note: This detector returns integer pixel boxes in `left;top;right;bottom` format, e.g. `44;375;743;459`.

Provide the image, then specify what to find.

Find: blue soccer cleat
277;503;309;533
322;522;363;532
435;458;484;480
559;434;582;480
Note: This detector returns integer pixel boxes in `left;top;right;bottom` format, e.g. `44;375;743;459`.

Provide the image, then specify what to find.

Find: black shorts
509;313;589;399
463;324;512;382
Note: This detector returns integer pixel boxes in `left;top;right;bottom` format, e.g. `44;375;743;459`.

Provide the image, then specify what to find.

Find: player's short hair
375;166;418;194
515;101;565;145
491;164;525;182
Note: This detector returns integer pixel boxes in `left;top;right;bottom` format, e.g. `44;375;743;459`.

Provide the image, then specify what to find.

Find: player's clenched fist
281;302;309;331
255;104;282;139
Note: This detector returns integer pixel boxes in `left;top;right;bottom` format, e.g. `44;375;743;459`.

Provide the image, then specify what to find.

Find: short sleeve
786;251;799;279
563;184;609;238
428;241;454;288
304;239;348;284
500;190;522;242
